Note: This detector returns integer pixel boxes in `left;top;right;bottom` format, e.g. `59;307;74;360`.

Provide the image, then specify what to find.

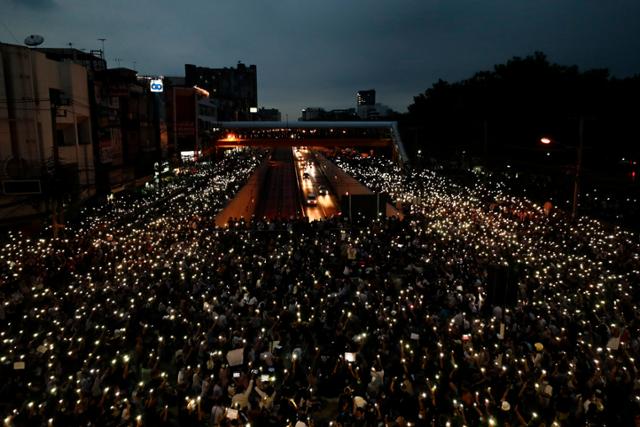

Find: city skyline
2;0;640;120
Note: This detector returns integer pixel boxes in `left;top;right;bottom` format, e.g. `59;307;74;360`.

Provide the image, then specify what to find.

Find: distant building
89;69;165;190
357;89;376;106
300;107;359;121
165;76;185;87
36;49;166;193
165;79;218;159
357;103;392;120
36;47;107;73
0;42;95;224
256;107;281;121
355;89;395;120
300;108;326;121
184;62;257;121
327;108;359;121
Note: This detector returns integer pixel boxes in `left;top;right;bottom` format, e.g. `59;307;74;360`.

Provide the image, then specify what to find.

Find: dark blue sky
2;0;640;119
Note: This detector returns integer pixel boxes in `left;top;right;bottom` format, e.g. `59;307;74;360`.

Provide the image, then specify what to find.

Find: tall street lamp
540;117;584;221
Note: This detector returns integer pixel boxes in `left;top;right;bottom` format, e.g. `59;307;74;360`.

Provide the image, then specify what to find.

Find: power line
0;19;20;44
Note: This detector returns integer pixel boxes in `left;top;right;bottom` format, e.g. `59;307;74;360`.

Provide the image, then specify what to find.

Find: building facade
165;80;218;160
184;62;257;121
91;69;165;191
357;89;376;106
256;107;281;122
300;107;359;121
0;43;95;224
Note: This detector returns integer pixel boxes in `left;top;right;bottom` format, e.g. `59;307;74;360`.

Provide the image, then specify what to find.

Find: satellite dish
24;35;44;47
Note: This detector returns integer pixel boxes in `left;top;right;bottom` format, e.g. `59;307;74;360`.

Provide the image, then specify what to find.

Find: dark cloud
4;0;640;119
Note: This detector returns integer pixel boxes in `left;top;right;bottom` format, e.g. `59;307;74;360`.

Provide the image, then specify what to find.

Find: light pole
540;117;584;221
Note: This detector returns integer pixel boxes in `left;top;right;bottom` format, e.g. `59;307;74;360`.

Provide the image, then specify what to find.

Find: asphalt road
255;148;303;220
294;147;340;220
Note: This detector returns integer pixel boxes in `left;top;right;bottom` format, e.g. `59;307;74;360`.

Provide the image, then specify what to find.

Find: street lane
255;148;302;219
294;147;340;220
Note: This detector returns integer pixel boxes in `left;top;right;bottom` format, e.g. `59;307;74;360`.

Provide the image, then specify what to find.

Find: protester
1;149;639;426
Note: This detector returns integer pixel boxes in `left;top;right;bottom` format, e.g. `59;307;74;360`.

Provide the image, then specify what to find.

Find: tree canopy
402;52;640;171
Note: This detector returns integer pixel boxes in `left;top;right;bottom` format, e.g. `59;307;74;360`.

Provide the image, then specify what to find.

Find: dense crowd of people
1;148;640;426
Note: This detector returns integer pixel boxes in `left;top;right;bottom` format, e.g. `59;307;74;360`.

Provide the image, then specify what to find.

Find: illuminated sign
250;107;258;113
150;79;164;92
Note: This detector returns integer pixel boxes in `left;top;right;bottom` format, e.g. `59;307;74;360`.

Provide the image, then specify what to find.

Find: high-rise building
357;89;376;106
184;62;257;121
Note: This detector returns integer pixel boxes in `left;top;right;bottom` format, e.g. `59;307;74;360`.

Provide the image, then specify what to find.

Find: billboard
150;79;164;93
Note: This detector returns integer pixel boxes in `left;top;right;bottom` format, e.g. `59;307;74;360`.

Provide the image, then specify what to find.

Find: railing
390;122;410;167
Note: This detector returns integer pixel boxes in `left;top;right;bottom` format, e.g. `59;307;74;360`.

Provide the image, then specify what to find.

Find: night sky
2;0;640;120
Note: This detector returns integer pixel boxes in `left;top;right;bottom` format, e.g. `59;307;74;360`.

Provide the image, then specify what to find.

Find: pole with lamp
540;116;584;221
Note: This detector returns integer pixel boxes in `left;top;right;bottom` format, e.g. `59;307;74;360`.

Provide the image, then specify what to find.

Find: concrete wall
214;157;269;227
315;153;401;218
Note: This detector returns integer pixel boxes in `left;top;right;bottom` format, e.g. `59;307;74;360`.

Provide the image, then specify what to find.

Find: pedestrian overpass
210;121;409;166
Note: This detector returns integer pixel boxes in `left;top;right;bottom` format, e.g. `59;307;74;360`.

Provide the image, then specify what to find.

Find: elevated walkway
214;121;410;167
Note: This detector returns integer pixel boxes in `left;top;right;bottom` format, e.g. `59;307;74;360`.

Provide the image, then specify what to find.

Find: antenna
97;38;106;59
24;34;44;47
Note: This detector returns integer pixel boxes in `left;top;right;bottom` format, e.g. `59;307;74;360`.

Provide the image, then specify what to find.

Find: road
255;148;303;219
293;147;340;220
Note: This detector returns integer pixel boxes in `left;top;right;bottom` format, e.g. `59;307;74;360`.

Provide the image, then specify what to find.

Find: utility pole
49;88;63;237
571;116;584;221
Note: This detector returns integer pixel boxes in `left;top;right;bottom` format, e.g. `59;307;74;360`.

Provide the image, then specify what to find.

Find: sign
226;348;244;367
180;151;201;161
150;79;164;93
250;107;258;113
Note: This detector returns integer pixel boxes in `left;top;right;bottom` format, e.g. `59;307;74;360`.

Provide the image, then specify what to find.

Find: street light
540;124;584;221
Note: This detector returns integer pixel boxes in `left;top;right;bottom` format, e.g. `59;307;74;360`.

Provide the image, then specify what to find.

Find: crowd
1;148;640;426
